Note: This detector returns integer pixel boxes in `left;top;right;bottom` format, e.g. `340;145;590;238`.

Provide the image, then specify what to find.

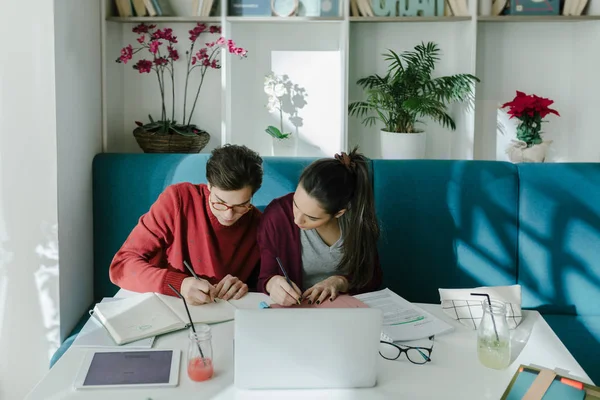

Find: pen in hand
275;256;302;305
183;260;217;303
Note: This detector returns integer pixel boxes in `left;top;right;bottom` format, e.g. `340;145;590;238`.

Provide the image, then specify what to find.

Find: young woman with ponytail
257;147;382;306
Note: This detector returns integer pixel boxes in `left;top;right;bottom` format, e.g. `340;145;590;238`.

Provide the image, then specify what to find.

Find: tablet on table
73;349;180;390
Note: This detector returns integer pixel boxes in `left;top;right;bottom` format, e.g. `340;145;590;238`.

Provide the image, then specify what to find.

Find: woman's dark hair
299;146;380;289
206;144;263;194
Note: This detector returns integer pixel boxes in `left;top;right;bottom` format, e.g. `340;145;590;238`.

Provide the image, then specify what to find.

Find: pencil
275;257;301;305
183;260;216;303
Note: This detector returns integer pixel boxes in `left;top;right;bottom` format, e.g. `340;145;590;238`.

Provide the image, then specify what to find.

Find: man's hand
180;277;217;305
266;275;302;306
215;274;248;300
302;275;348;305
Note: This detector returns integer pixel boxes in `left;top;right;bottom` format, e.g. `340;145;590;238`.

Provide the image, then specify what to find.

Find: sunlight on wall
0;177;13;346
271;50;341;158
34;222;60;361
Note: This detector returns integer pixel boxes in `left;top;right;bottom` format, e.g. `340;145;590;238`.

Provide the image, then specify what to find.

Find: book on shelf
91;291;237;345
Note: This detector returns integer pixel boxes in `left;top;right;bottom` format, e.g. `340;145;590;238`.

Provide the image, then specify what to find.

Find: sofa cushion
49;310;91;368
372;160;520;304
517;164;600;316
543;314;600;384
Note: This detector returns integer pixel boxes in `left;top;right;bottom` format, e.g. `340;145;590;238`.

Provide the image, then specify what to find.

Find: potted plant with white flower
264;72;296;156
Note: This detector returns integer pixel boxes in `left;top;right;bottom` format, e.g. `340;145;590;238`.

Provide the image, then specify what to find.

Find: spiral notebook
91;292;236;345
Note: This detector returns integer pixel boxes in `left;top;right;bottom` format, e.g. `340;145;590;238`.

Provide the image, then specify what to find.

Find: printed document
355;288;454;341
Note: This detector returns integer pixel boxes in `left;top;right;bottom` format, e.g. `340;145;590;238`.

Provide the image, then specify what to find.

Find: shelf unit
101;0;600;162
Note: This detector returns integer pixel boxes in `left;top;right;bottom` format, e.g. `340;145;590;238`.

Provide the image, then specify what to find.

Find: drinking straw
471;292;499;341
168;284;206;365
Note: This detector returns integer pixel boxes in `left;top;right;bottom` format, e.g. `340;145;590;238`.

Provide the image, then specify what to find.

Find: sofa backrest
92;155;600;316
372;160;520;304
516;163;600;316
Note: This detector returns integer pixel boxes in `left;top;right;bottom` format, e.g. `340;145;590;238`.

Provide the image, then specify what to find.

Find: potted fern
349;42;480;159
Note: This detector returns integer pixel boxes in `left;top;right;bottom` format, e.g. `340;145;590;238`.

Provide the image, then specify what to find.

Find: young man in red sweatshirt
109;144;263;305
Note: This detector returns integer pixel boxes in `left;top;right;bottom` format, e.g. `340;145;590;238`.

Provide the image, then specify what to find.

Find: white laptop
234;308;383;390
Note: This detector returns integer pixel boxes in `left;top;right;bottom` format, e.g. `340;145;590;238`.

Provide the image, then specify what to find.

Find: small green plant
349;42;479;133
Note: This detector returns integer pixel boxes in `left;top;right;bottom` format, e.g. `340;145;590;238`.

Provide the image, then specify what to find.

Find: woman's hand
215;274;248;300
266;275;302;306
303;276;349;305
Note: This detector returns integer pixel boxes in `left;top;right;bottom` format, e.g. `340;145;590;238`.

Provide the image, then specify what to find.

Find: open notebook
91;292;236;345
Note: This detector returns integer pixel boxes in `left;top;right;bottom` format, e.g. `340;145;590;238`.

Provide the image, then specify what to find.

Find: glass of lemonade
477;301;511;369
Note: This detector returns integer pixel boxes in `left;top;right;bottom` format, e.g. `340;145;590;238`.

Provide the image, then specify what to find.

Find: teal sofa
50;154;600;384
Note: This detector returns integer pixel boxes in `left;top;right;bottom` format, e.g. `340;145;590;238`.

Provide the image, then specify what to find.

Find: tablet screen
83;350;173;386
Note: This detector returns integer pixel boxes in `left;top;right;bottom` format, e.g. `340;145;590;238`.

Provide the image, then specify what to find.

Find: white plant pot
506;140;552;163
271;136;296;157
380;130;426;160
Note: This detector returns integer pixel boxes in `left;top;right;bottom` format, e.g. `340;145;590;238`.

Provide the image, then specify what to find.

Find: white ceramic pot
380;130;426;159
271;136;296;157
505;139;552;163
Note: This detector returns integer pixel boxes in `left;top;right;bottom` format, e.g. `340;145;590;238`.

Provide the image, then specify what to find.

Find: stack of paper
355;288;454;342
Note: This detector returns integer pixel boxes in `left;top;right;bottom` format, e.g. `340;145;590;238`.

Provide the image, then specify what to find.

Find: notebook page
93;292;184;344
156;293;236;325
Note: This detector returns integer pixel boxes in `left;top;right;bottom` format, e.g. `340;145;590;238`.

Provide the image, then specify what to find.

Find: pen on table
183;260;217;303
275;256;301;305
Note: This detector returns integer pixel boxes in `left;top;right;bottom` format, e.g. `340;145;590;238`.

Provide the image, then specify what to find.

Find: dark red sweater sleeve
256;202;284;294
109;185;189;294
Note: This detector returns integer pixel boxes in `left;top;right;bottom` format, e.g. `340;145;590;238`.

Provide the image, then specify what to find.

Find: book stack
349;0;470;17
114;0;175;17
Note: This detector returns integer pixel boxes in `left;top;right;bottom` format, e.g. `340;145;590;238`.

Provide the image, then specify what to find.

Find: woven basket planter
133;127;210;153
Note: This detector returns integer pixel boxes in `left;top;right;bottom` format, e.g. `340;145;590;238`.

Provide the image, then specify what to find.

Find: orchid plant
118;23;247;136
264;72;291;140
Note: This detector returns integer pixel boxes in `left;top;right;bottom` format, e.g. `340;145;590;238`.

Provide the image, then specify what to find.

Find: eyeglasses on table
379;335;435;365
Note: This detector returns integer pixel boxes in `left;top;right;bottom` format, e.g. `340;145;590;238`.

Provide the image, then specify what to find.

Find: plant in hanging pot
348;42;479;159
500;91;559;163
117;23;248;153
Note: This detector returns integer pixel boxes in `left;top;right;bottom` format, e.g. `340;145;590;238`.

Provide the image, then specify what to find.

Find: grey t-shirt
300;227;343;289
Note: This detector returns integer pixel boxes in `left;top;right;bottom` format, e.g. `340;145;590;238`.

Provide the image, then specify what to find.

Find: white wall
0;0;59;398
55;0;103;342
0;1;101;398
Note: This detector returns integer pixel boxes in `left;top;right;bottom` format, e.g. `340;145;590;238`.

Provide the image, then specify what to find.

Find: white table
26;291;593;400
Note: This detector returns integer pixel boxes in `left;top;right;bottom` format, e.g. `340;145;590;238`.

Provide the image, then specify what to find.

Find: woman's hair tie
334;152;356;172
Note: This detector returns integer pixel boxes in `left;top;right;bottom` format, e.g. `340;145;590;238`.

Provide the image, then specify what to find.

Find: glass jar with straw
472;293;511;370
187;324;214;382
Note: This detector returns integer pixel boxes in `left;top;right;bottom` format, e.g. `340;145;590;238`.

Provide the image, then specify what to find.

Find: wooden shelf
226;16;344;23
349;16;472;22
478;15;600;22
106;16;221;23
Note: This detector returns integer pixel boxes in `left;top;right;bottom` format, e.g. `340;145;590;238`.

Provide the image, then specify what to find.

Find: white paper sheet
355;288;454;342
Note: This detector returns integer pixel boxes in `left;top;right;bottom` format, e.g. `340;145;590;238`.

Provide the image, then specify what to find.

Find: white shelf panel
226;16;344;23
106;16;220;23
350;16;472;22
478;15;600;22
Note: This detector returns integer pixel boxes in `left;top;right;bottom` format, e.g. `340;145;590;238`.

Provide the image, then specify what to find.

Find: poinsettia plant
117;23;247;136
501;91;560;147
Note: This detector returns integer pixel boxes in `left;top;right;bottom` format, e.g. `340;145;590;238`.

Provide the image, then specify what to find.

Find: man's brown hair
206;144;263;194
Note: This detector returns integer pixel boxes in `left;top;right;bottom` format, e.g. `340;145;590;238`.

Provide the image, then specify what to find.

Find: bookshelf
101;0;600;162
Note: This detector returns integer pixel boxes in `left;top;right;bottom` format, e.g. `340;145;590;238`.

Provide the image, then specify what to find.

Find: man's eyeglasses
210;194;252;214
378;336;435;365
